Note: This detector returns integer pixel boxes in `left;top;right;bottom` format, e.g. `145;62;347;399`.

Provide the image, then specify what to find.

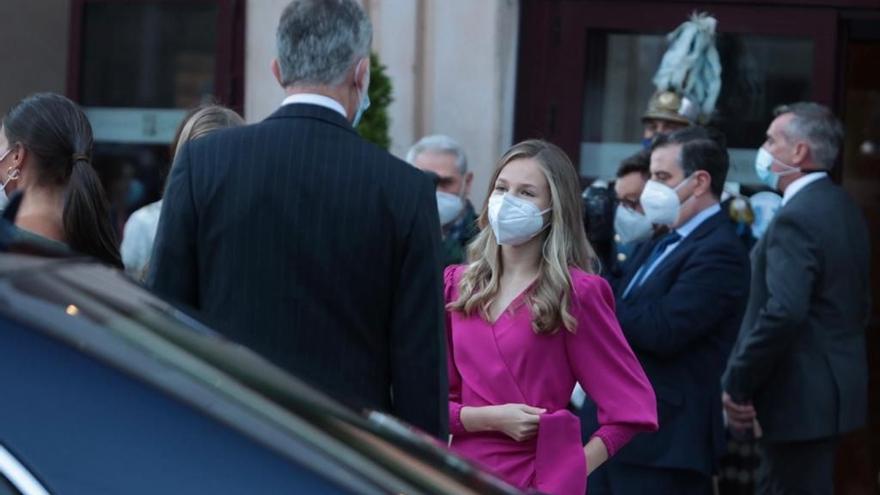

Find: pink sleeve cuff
590;425;637;457
449;402;466;435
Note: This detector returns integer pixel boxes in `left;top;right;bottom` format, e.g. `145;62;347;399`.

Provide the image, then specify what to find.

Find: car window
61;270;517;493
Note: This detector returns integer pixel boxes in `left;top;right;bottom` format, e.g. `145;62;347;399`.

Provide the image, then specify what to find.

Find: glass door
515;1;837;188
581;32;815;186
67;0;243;235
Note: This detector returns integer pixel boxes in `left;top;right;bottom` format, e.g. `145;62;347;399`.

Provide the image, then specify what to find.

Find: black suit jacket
149;103;448;437
723;177;870;442
582;209;750;475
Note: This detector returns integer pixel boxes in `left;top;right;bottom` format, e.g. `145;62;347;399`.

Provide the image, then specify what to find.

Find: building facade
0;1;877;491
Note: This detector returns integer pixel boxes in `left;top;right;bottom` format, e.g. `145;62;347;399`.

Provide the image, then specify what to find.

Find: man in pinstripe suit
149;0;447;437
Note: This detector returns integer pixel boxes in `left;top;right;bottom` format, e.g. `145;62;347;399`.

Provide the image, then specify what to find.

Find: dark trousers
588;462;712;495
756;437;838;495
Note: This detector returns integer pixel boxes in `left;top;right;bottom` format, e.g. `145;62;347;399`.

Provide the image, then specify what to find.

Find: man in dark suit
581;127;751;494
148;0;447;437
723;103;870;494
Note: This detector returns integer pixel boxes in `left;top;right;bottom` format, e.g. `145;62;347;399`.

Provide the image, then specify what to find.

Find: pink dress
445;265;658;495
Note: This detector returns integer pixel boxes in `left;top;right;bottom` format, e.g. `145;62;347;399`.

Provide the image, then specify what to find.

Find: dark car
0;225;524;494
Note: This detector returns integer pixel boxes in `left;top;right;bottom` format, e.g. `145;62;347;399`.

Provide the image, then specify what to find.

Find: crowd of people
0;1;870;494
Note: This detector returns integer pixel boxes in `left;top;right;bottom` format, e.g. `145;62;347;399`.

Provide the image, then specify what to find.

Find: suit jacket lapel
616;239;656;298
629;210;728;298
780;175;830;213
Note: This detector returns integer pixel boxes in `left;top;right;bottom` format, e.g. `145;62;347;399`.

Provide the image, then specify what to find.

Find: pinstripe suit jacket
148;103;448;437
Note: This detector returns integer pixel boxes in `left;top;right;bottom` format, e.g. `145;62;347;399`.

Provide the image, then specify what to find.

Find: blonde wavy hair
160;104;244;196
448;140;597;334
171;104;245;159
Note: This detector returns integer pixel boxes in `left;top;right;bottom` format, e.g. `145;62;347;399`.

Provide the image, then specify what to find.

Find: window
67;0;243;232
581;31;814;185
80;2;219;109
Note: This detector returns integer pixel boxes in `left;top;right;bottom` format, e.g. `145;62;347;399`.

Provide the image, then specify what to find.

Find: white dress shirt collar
782;172;828;206
676;203;722;239
281;93;347;119
621;203;722;298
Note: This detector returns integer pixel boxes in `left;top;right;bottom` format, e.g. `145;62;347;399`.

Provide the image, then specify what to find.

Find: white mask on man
614;205;653;244
436;191;465;226
639;177;692;226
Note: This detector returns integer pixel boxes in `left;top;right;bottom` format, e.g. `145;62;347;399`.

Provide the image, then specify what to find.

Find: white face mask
436;191;465;226
488;193;551;246
640;177;691;226
614;205;653;244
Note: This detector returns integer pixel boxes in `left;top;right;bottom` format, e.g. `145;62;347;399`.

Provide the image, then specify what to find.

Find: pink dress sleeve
565;273;658;456
444;265;467;435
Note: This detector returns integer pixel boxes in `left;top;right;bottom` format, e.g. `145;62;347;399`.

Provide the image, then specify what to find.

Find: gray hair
276;0;372;87
405;134;469;174
774;102;844;170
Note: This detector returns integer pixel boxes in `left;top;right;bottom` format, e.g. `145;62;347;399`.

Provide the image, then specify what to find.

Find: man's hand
722;391;757;431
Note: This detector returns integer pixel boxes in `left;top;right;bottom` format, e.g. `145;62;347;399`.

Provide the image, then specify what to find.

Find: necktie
623;231;682;299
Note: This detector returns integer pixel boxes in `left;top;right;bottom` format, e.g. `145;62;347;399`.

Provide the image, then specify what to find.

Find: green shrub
356;52;393;149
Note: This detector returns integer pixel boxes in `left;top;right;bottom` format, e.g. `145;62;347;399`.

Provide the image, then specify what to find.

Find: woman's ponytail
63;155;123;268
3;93;123;267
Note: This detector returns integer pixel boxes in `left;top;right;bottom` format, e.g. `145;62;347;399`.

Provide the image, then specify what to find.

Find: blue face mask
352;63;371;130
352;92;370;128
754;148;799;190
641;137;653;150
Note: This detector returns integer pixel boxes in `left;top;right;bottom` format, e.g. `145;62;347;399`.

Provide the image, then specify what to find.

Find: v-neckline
488;279;536;325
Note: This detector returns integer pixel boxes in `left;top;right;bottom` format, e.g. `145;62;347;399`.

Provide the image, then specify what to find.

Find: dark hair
3;93;122;267
616;149;651;179
652;126;729;198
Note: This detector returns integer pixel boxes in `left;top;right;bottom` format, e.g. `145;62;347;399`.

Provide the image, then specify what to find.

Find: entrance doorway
67;0;244;237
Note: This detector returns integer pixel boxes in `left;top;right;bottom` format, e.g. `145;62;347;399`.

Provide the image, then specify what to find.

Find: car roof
0;253;71;274
0;253;523;495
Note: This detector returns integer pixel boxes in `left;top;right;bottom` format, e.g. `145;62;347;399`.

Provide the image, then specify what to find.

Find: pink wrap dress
445;265;658;495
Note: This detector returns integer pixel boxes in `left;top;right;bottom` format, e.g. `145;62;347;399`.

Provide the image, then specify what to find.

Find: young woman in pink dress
445;140;658;495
